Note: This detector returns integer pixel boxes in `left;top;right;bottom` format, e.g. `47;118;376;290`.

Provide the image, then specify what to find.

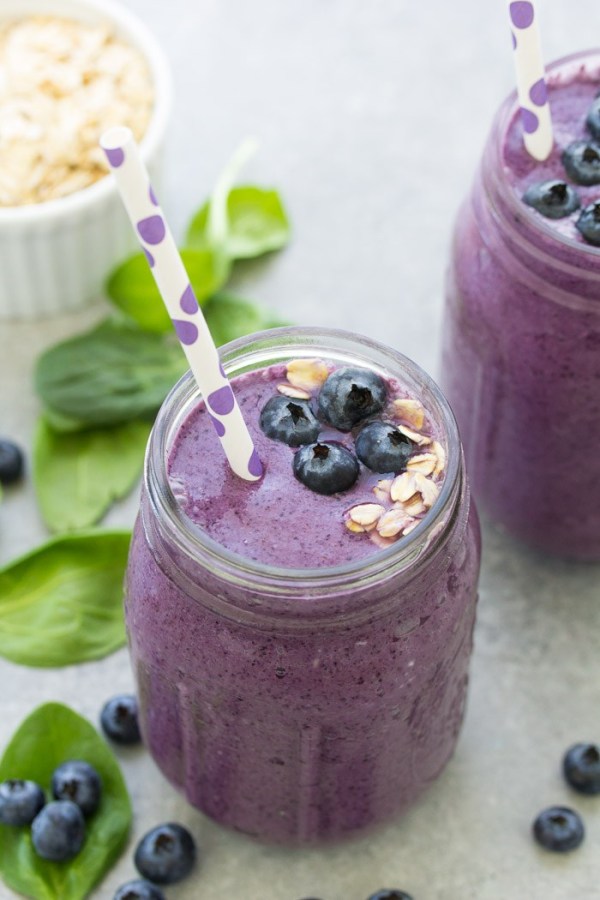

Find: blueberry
0;779;45;826
562;141;600;185
51;760;102;817
0;440;24;486
293;442;360;495
134;822;196;885
318;367;387;431
100;694;141;745
260;396;320;447
576;201;600;246
522;180;580;219
113;880;166;900
563;743;600;795
532;805;584;852
355;422;413;473
586;96;600;140
366;891;414;900
31;800;85;861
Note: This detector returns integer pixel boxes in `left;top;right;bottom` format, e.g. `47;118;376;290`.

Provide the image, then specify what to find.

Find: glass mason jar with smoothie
441;49;600;560
125;326;481;844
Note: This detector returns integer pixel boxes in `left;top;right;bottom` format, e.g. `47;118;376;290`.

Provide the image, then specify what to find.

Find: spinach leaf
0;702;131;900
0;530;130;666
106;248;229;333
204;292;289;347
186;186;291;260
35;318;187;429
34;418;151;533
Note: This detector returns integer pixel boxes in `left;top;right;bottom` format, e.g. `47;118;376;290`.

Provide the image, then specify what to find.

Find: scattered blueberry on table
113;880;166;900
532;805;585;852
134;822;196;885
0;439;24;485
31;799;86;861
563;742;600;794
366;891;414;900
0;779;45;826
51;759;102;816
101;694;141;745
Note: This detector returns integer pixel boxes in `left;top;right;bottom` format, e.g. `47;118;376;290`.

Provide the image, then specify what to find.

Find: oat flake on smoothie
0;16;153;206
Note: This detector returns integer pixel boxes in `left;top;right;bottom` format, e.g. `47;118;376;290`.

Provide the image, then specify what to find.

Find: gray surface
1;1;600;898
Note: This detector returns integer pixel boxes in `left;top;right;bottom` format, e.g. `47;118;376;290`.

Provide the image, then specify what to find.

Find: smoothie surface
167;361;445;568
504;54;600;243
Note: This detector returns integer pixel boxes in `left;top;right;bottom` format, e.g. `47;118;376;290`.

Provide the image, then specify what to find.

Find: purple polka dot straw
100;126;263;483
508;0;553;160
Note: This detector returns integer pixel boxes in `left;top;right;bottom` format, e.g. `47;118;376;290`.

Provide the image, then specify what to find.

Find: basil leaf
0;702;131;900
35;318;187;428
0;530;130;666
204;292;289;347
33;418;151;533
186;186;291;260
106;248;229;333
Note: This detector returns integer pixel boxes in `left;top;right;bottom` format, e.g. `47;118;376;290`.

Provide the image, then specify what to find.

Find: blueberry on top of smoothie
260;395;320;447
562;141;600;186
318;367;386;431
576;201;600;246
522;180;580;219
293;441;360;495
586;96;600;140
355;421;413;473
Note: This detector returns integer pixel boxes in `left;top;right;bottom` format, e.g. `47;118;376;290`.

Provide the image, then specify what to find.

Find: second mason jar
126;327;481;843
441;50;600;561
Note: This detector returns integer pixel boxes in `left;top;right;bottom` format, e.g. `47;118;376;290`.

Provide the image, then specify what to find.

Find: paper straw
101;126;263;482
508;1;553;161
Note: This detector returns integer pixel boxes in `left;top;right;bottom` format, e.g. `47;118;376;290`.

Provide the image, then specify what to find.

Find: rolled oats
286;358;329;393
392;398;425;430
277;383;311;400
0;16;154;206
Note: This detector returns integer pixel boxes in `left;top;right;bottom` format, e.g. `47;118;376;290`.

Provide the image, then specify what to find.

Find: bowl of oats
0;0;171;318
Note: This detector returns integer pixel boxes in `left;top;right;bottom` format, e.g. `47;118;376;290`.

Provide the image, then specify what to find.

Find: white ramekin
0;0;172;319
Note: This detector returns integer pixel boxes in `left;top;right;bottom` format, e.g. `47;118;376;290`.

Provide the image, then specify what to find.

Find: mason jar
125;327;481;843
441;50;600;561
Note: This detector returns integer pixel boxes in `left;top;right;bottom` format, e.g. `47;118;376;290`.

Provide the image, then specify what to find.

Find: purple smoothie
125;328;481;843
441;50;600;560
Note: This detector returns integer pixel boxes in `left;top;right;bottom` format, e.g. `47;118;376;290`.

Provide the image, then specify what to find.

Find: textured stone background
1;1;599;897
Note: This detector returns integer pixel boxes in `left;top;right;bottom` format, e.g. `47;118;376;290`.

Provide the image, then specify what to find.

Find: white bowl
0;0;172;319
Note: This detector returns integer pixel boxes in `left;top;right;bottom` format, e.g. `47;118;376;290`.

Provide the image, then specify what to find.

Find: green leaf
35;318;187;429
106;249;230;333
186;186;291;260
204;292;290;347
0;702;131;900
0;530;130;666
33;418;151;533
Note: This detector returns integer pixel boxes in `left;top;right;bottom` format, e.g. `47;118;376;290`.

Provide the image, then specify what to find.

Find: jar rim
488;47;600;263
144;326;463;599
